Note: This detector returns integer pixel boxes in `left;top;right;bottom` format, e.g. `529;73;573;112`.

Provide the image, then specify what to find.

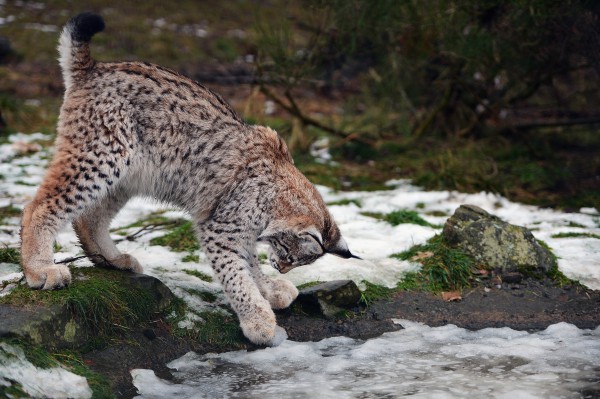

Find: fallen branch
258;84;376;146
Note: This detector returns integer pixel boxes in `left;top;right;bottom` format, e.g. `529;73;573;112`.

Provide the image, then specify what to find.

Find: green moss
0;246;20;263
296;281;321;290
150;221;199;252
392;235;474;292
551;232;600;239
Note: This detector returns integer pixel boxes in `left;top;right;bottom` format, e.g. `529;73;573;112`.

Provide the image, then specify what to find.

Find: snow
1;132;599;397
0;343;92;399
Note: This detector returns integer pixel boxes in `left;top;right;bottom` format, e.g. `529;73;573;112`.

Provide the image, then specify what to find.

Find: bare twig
258;84;376;146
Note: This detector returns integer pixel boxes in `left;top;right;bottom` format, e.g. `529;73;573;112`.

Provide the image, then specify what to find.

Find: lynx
20;13;359;346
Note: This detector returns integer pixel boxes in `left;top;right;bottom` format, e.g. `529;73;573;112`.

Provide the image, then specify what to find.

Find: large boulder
442;204;555;275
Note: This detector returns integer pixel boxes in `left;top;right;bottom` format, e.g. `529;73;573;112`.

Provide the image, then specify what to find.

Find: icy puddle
132;320;600;399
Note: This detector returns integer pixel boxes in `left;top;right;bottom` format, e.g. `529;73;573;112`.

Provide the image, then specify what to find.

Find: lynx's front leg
200;229;287;347
249;253;299;309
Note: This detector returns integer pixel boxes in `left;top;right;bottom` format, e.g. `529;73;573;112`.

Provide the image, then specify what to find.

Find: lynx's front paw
239;305;286;346
267;279;299;309
25;264;72;290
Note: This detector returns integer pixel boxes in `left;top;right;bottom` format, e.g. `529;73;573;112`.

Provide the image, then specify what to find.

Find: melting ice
131;320;600;399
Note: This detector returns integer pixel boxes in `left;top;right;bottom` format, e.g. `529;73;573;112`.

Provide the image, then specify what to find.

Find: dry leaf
410;251;434;261
441;291;462;302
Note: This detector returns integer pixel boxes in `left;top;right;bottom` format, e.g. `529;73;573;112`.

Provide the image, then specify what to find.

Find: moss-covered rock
294;280;361;318
0;269;173;349
442;204;555;274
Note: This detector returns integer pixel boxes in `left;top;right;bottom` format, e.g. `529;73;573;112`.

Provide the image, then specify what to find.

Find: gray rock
442;204;555;274
295;280;361;318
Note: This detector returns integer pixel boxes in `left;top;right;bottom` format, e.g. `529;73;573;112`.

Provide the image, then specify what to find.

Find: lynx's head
258;215;360;274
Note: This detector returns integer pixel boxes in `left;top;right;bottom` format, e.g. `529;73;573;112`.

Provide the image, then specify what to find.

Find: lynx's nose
327;237;362;260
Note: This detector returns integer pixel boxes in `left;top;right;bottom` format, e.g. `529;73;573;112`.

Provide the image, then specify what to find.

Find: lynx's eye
299;229;325;257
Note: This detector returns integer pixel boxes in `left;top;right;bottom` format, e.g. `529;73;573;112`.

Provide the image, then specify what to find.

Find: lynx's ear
327;236;362;260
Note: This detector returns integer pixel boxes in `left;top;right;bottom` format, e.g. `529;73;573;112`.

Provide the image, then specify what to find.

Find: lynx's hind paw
108;254;143;273
25;264;72;290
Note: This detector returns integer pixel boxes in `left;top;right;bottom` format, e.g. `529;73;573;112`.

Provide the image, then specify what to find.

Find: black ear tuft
69;12;105;42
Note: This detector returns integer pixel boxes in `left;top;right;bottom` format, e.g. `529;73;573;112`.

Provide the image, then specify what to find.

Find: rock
295;280;362;318
0;272;174;349
442;204;555;275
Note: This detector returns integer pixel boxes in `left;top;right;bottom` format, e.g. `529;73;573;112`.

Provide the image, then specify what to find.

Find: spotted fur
20;13;358;346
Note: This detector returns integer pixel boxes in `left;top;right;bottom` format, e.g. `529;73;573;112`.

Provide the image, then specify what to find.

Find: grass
182;254;200;263
537;240;580;287
182;269;213;283
392;235;475;292
0;246;20;263
150;220;199;252
359;281;395;306
183;288;218;303
0;205;21;224
194;311;245;348
361;209;438;227
326;198;362;207
551;232;600;239
0;267;156;339
1;338;114;399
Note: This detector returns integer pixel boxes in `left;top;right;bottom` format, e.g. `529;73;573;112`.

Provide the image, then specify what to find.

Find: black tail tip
69;12;105;42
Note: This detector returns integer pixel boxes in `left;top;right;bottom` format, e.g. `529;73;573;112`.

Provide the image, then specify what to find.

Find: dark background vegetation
1;0;599;209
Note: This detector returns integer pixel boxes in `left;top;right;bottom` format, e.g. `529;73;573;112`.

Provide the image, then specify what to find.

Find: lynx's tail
58;12;104;91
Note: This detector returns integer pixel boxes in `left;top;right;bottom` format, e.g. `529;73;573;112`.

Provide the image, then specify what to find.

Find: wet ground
86;277;600;398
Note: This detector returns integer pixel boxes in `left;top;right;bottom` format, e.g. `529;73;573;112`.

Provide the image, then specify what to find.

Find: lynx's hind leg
21;146;127;289
249;254;299;309
73;188;142;273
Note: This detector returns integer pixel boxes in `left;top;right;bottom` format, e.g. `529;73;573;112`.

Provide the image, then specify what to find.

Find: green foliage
150;221;199;252
552;232;600;239
182;269;213;282
182;254;200;263
359;281;394;306
0;339;115;398
0;246;20;263
392;235;475;292
194;311;245;347
183;288;218;303
326;198;362;207
537;239;580;287
0;205;21;224
361;209;436;227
